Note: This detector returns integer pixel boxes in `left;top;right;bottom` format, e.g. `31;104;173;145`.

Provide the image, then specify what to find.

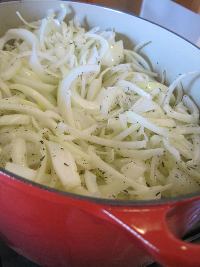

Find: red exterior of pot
1;171;200;267
0;172;151;267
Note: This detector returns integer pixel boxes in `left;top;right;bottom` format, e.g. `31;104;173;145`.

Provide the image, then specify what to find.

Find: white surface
140;0;200;47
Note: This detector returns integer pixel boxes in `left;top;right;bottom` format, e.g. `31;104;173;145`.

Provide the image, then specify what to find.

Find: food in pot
0;5;199;200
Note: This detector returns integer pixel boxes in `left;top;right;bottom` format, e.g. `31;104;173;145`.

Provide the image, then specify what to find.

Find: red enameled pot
0;1;200;267
1;169;200;267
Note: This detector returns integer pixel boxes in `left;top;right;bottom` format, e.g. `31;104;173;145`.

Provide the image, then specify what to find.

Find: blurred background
82;0;200;46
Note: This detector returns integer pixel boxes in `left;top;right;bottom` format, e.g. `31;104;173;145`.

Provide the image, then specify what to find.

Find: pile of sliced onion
0;4;199;200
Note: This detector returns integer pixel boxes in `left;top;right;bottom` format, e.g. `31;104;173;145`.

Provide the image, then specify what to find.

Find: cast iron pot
0;1;200;267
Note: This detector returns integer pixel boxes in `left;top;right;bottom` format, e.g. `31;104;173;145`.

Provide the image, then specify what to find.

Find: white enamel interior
0;1;200;106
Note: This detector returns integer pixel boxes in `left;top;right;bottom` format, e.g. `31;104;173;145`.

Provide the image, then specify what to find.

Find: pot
0;1;200;267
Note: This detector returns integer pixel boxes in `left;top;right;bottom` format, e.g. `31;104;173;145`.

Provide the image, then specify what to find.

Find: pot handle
102;204;200;267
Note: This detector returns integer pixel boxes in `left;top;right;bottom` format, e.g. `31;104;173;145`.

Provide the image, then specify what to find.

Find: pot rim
1;167;200;207
1;0;200;52
0;0;200;208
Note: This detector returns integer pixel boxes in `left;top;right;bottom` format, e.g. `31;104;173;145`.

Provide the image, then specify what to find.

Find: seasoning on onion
0;4;199;200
